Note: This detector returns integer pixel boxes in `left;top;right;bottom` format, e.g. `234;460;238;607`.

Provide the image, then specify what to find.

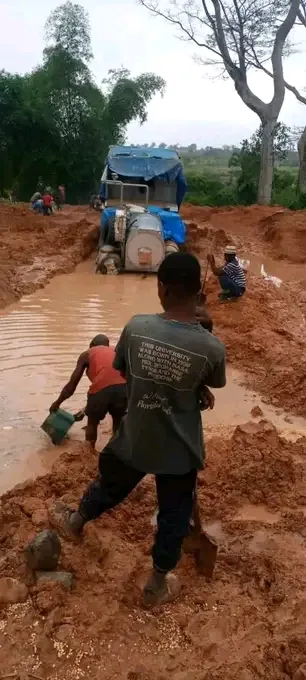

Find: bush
184;167;306;210
185;171;238;206
272;168;300;209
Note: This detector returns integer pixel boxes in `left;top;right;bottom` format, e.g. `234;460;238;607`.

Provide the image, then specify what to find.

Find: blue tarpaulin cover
101;206;186;245
100;146;187;208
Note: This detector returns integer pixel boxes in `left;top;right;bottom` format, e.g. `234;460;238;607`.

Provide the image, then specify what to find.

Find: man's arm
204;349;226;390
50;351;89;412
207;254;224;277
113;325;128;379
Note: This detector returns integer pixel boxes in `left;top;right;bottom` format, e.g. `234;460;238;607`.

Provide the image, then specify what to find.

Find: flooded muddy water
0;255;306;494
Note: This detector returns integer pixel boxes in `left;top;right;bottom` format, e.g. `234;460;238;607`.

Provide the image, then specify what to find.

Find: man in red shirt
49;334;127;449
42;192;53;216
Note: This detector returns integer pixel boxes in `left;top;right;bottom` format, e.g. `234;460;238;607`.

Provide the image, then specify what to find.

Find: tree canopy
140;0;300;204
0;1;165;201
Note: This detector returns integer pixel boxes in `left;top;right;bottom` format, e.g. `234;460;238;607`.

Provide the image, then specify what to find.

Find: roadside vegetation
133;125;304;209
0;1;164;203
183;124;305;208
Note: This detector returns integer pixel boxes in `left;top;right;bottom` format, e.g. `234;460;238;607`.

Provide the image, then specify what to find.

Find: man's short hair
89;334;109;348
158;252;201;297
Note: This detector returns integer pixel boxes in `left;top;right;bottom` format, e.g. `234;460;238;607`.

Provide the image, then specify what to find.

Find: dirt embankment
0;204;99;308
0;419;305;680
186;216;306;417
182;204;306;264
1;203;306;679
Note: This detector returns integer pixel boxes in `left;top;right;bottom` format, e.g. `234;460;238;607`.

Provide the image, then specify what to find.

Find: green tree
229;122;292;203
45;0;92;61
101;69;165;149
0;2;165;201
0;71;25;191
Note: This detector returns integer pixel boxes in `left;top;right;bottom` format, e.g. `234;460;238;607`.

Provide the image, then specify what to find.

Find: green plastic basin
41;408;75;445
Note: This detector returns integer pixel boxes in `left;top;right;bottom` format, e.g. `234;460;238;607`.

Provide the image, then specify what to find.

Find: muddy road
0;203;306;680
2;257;306;495
0;203;99;308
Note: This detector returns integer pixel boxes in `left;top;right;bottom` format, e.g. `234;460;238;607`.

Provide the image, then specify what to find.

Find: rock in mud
251;405;264;418
25;529;61;571
233;419;278;446
293;665;306;680
36;571;74;590
0;577;28;605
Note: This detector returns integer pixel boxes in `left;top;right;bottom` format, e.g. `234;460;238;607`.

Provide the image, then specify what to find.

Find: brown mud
182;203;306;264
0;420;306;679
0;204;306;679
0;204;99;308
186;213;306;417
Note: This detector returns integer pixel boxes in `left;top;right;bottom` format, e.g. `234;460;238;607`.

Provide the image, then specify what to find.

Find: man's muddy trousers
79;447;197;573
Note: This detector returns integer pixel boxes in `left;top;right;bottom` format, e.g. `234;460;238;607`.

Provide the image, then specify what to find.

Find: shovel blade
183;528;218;579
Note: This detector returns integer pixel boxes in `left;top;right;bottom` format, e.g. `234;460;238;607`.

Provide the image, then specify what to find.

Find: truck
95;145;188;274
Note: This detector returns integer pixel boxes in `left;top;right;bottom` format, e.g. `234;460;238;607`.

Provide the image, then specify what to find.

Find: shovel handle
200;261;209;297
192;485;202;532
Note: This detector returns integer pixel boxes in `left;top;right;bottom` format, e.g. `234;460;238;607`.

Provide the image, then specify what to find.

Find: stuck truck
95;145;188;274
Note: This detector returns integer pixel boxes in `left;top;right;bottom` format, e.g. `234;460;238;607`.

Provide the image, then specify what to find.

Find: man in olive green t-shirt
52;252;226;607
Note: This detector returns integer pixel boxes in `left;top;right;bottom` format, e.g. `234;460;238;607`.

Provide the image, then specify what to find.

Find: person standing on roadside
51;253;226;608
58;184;65;209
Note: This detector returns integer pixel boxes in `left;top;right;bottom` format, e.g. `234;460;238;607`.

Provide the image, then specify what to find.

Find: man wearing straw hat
207;245;246;301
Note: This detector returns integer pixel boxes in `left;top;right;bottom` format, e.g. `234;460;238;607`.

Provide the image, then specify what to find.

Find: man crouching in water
49;334;127;449
51;253;226;607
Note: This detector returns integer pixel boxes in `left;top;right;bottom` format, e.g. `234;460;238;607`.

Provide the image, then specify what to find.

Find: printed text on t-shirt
128;334;208;391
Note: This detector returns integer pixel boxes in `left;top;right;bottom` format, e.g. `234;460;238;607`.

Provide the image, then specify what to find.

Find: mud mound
0;204;99;307
259;210;306;263
204;272;306;415
186;221;234;259
182;204;306;264
185;219;306;415
199;420;306;517
0;423;305;679
182;204;277;242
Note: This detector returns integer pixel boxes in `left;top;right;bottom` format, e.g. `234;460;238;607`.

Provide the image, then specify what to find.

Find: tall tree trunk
257;119;276;205
298;126;306;194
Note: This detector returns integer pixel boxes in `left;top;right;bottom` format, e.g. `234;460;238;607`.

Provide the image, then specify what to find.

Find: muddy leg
50;447;145;540
85;416;99;450
143;469;197;607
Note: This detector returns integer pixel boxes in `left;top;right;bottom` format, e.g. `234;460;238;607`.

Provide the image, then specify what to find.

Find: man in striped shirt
207;245;246;301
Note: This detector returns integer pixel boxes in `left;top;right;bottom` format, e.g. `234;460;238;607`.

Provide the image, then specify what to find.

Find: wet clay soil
181;203;306;264
1;204;306;679
1;257;305;494
1;420;306;680
186;213;306;417
0;203;99;308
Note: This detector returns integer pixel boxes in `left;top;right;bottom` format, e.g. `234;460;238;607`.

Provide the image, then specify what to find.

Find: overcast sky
1;0;306;146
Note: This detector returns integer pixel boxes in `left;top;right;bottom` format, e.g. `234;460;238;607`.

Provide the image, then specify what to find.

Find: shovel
183;484;218;578
183;386;218;578
199;259;209;302
151;490;218;579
